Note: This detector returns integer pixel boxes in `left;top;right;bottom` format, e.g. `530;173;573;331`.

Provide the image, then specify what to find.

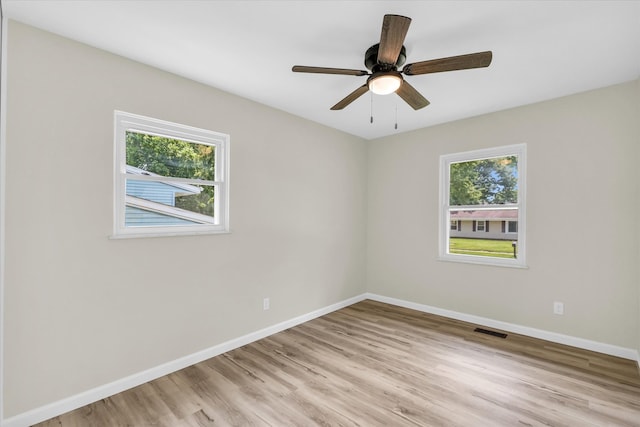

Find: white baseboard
1;294;367;427
365;293;640;362
3;292;638;426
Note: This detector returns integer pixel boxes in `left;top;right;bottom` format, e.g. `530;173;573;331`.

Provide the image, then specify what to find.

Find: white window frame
476;220;486;232
439;143;527;268
507;220;518;234
113;111;230;238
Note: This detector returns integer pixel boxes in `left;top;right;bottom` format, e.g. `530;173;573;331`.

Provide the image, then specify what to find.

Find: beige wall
367;79;639;351
3;21;367;416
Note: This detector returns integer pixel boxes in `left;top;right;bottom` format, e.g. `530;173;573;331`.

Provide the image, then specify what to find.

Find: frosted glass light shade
368;73;402;95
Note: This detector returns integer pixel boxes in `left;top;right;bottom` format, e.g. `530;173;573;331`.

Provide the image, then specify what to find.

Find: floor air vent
474;328;508;339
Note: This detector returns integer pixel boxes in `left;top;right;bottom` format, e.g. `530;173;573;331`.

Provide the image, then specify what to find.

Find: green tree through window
126;132;216;216
449;156;517;205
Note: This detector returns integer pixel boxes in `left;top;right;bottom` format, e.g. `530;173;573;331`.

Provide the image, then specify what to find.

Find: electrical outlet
553;301;564;315
263;297;270;311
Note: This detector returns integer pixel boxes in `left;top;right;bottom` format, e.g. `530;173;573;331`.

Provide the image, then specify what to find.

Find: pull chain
395;103;398;130
370;93;374;124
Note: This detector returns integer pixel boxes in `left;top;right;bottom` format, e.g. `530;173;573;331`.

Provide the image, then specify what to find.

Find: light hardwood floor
36;300;640;426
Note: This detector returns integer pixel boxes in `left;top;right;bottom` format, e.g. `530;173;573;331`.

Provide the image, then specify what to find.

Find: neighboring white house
450;209;518;241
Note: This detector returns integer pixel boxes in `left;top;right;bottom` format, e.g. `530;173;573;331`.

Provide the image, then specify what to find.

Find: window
439;144;526;267
114;111;230;238
450;220;458;231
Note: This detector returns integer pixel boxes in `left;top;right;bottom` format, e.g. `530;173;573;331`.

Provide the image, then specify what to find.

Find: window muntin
440;144;526;267
114;111;229;238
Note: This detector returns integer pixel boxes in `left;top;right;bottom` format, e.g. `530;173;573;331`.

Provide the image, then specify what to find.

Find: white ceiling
3;1;640;140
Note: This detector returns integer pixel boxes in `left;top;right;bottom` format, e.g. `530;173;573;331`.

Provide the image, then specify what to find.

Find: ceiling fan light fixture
368;72;402;95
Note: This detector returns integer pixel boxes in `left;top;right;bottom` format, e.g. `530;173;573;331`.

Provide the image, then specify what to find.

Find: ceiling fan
292;14;492;111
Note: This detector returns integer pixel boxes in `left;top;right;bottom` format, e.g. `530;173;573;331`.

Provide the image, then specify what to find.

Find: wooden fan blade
396;81;430;110
330;84;369;110
292;65;369;76
403;51;493;76
378;14;411;65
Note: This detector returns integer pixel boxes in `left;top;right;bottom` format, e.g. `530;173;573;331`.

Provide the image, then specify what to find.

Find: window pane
449;208;518;259
126;131;215;181
115;111;229;237
125;179;215;226
449;156;518;205
440;144;525;266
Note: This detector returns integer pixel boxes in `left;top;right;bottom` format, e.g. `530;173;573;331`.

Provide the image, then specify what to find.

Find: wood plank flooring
35;300;640;426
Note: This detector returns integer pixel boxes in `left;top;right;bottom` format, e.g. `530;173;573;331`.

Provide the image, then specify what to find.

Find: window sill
110;229;231;239
437;255;528;269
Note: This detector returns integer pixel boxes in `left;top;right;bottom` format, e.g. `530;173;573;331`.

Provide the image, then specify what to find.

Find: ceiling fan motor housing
365;43;406;71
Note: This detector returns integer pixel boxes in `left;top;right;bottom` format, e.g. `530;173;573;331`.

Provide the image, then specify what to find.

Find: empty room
1;1;639;426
